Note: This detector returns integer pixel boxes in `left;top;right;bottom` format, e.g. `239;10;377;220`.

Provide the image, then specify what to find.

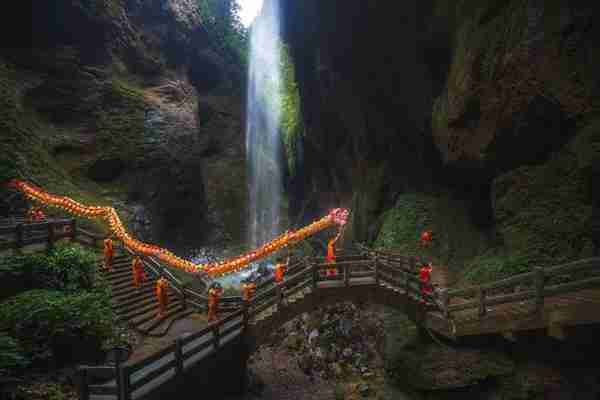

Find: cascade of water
246;0;283;250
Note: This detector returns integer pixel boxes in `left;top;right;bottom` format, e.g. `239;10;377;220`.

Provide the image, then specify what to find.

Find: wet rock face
87;158;126;182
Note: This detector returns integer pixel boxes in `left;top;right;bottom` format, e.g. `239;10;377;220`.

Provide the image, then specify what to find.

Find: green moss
375;192;489;271
94;79;146;161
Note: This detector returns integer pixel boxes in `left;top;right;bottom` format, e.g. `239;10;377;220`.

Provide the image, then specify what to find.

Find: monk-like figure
131;256;146;290
325;227;344;276
155;277;169;318
103;238;114;272
207;283;223;322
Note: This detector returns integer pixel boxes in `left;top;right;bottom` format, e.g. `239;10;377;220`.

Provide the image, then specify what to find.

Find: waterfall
246;0;283;249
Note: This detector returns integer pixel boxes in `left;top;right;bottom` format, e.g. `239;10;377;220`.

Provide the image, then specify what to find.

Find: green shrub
39;242;99;292
0;334;30;375
0;243;100;295
0;289;115;364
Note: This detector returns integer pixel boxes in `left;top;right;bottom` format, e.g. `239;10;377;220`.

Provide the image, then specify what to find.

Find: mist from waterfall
246;0;283;249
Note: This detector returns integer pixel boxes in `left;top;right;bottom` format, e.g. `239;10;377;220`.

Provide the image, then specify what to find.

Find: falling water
246;0;283;250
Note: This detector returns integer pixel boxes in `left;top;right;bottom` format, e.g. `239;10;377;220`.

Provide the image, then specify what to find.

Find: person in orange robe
241;279;257;305
155;277;169;318
26;207;38;223
131;256;146;290
418;263;433;304
207;283;223;322
325;227;344;276
274;257;289;305
103;238;114;272
274;257;289;284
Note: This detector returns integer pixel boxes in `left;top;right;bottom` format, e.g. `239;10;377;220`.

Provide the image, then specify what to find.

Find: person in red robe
419;263;433;304
420;231;433;247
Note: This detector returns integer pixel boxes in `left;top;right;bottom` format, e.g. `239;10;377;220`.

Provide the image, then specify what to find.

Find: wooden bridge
2;218;600;400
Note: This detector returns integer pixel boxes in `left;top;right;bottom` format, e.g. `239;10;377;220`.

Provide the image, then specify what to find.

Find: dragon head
5;179;21;190
329;208;350;226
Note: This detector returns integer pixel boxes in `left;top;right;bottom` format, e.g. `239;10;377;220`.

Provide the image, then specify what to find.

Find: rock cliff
0;0;246;251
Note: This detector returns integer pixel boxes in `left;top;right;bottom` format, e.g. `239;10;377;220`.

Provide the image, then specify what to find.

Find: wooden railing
445;258;600;318
5;220;600;399
0;218;76;251
76;253;439;400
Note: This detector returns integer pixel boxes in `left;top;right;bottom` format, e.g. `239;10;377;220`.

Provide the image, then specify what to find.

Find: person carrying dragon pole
131;256;146;290
241;278;257;310
419;262;433;305
274;256;289;305
207;282;223;322
325;225;345;277
155;277;169;318
103;237;114;273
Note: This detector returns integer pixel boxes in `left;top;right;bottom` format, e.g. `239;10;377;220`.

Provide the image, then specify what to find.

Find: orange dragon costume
103;238;114;272
155;277;169;318
6;179;351;279
131;256;146;289
207;283;223;322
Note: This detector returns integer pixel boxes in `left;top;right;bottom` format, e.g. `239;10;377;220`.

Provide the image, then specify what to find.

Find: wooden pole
174;338;184;375
344;264;350;287
439;288;450;319
47;222;55;250
374;256;379;286
312;262;318;290
213;325;220;349
15;223;23;249
535;267;545;313
70;219;77;240
478;286;486;317
114;358;122;400
77;368;89;400
120;365;131;400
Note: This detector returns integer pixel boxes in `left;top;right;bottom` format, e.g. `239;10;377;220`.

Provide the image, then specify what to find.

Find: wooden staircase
98;253;194;337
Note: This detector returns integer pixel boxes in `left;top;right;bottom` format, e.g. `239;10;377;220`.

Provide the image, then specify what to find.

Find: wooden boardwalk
2;218;600;399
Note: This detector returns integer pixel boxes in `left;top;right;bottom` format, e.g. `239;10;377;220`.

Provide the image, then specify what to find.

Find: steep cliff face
1;0;246;252
280;0;599;279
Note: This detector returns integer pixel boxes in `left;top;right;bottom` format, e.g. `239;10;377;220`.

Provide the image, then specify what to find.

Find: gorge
1;1;600;399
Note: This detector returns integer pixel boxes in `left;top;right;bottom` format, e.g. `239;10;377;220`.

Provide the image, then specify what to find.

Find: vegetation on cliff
0;243;115;376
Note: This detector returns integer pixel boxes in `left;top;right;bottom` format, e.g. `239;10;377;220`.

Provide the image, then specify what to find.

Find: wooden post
404;272;410;299
47;222;55;250
180;284;187;310
344;264;350;287
77;368;89;400
70;219;77;240
243;301;249;331
477;286;486;317
374;256;379;286
115;358;122;400
439;288;450;319
312;262;318;290
213;325;220;349
534;267;545;313
15;223;23;249
120;365;131;400
175;338;184;375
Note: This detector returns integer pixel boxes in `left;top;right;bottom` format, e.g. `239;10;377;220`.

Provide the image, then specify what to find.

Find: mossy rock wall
375;191;490;273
